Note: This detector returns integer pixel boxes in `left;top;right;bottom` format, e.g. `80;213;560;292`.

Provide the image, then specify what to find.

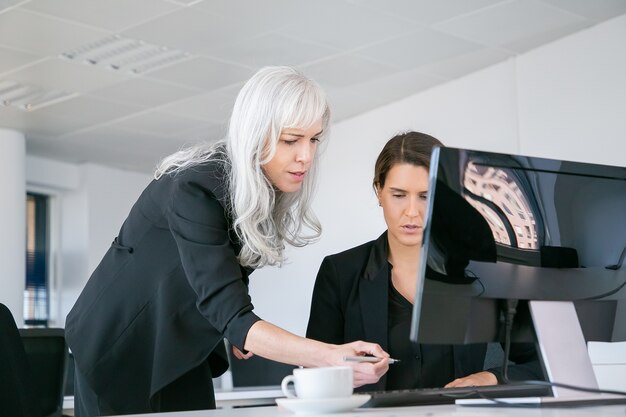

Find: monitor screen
410;147;626;404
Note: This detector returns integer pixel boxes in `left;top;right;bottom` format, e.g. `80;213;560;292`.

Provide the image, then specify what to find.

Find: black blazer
306;232;542;391
65;157;260;413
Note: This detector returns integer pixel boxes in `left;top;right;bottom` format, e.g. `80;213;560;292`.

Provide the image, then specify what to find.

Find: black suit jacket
65;157;260;413
306;232;542;391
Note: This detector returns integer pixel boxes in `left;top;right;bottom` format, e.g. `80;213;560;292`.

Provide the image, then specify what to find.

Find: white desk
100;403;626;417
62;387;284;414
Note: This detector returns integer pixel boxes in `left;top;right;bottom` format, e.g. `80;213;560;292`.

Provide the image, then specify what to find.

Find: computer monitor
410;147;626;406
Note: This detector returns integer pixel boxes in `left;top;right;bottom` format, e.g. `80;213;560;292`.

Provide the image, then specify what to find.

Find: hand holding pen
343;355;401;365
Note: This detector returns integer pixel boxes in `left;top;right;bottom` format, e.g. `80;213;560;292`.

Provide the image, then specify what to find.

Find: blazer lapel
358;232;390;391
359;233;390;351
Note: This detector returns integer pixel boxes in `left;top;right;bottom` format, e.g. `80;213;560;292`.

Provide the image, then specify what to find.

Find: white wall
0;129;25;324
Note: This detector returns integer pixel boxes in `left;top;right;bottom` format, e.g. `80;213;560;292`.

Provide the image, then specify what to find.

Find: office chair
20;328;68;417
0;303;41;417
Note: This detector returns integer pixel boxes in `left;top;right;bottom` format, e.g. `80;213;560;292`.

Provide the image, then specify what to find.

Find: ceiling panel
278;0;414;50
434;0;586;51
108;110;211;136
22;0;180;32
0;8;108;55
89;78;196;108
192;0;301;33
419;47;513;79
348;0;505;25
0;106;95;137
0;45;43;76
123;6;267;55
3;58;130;94
210;33;340;68
159;90;237;123
30;95;142;127
541;0;626;21
145;56;252;91
340;68;445;105
355;29;483;70
302;54;399;89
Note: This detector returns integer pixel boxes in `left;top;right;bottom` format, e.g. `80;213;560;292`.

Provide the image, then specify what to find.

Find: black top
306;232;543;392
65;156;261;414
386;277;454;390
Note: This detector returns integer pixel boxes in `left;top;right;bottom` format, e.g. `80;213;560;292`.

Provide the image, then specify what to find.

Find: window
25;192;50;326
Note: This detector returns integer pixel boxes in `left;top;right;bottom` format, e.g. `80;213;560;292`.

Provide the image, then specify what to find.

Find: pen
343;355;401;364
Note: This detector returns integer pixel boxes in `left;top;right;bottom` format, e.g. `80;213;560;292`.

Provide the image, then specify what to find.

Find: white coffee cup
281;366;353;399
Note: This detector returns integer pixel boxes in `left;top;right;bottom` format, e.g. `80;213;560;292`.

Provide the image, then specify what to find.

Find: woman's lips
289;171;306;181
401;225;422;233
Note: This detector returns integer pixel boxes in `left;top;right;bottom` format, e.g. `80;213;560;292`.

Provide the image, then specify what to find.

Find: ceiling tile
341;68;445;105
0;45;43;76
434;0;586;49
27;133;165;173
30;95;142;128
0;106;94;137
0;8;109;55
541;0;626;21
89;78;196;108
0;0;26;13
504;19;591;54
123;7;266;55
4;58;130;94
192;0;300;33
159;90;236;123
278;0;414;50
325;87;379;122
419;47;513;79
302;54;399;89
210;33;340;68
348;0;504;25
355;29;483;70
109;110;210;136
146;56;252;91
21;0;179;32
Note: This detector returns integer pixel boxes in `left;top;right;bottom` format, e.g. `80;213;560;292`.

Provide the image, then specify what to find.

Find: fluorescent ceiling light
60;34;192;74
0;80;78;111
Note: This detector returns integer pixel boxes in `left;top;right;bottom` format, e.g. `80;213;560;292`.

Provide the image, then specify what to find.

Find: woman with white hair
65;66;389;416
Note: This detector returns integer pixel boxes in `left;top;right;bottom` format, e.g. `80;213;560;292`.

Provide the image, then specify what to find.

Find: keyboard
362;383;552;407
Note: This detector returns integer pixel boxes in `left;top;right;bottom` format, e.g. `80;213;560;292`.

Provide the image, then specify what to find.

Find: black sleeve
167;175;260;350
487;343;545;383
306;256;345;345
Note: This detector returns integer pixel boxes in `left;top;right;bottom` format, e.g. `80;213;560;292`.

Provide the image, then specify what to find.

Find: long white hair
155;66;330;268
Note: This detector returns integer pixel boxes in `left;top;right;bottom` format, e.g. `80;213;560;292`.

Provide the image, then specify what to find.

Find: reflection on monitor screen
411;147;626;406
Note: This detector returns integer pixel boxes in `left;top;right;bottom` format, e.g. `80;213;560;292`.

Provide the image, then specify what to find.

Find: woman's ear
374;185;382;206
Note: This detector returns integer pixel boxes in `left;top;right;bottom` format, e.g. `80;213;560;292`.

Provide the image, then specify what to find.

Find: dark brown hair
373;131;444;192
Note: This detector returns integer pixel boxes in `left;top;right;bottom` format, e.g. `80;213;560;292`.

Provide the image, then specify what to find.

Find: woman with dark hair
307;131;541;391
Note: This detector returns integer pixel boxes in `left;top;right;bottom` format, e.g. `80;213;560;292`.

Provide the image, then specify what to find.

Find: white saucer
276;394;371;415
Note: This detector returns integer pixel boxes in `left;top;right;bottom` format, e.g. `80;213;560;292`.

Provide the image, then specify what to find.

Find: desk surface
110;403;626;417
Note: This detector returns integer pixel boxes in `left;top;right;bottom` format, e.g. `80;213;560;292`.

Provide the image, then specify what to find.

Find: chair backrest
20;328;68;417
0;303;41;417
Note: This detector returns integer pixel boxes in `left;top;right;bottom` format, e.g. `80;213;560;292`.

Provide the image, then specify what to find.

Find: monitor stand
458;301;626;407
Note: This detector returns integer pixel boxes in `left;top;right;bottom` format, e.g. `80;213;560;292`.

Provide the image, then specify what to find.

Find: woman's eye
310;137;320;143
283;139;297;145
393;194;405;198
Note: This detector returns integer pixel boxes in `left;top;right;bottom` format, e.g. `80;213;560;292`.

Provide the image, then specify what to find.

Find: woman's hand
444;371;497;388
328;341;390;388
232;345;254;360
